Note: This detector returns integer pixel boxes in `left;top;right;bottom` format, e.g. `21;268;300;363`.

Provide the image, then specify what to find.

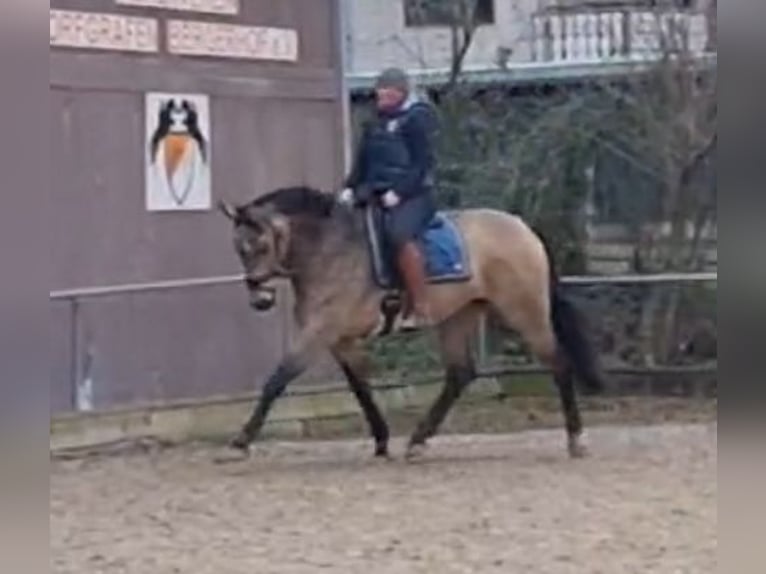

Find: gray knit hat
375;67;410;94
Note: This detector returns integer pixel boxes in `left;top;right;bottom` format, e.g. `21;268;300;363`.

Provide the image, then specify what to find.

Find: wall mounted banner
50;9;159;52
167;20;299;62
145;93;212;211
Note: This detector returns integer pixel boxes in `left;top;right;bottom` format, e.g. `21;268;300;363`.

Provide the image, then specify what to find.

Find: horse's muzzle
245;280;277;312
249;287;276;311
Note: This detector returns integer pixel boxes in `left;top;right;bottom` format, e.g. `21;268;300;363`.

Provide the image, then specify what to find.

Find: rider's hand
382;190;400;208
337;188;354;205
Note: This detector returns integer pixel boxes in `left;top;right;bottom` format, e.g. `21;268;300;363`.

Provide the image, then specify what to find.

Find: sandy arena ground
51;423;717;574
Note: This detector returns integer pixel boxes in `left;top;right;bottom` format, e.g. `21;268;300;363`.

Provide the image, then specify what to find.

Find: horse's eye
238;243;253;258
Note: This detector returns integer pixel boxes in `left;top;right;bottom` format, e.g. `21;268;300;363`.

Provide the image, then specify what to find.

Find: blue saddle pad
365;208;471;289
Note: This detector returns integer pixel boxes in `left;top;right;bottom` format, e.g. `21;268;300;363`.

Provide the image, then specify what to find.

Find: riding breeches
382;193;436;249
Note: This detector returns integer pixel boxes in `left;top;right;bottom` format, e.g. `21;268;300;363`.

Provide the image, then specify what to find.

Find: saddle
363;205;472;334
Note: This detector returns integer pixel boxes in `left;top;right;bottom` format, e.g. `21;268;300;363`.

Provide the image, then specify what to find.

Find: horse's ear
217;200;238;221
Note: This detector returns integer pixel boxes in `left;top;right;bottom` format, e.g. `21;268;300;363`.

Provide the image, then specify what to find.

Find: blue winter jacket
345;97;438;202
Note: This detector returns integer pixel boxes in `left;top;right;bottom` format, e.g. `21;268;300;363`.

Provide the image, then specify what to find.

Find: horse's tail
541;240;606;395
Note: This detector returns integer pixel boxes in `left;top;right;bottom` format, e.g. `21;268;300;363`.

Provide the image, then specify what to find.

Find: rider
339;67;438;329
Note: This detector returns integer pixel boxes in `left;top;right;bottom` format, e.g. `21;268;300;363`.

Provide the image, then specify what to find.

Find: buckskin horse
219;186;605;460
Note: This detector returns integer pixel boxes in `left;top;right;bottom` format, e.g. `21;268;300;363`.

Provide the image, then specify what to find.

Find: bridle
239;217;295;290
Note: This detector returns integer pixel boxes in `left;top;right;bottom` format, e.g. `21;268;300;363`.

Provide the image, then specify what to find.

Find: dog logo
148;98;208;207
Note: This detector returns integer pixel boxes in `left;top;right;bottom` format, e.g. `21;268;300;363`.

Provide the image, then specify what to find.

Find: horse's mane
246;185;362;244
248;186;337;219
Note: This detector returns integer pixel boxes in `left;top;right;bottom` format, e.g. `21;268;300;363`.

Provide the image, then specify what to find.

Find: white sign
145;93;212;212
50;10;158;52
115;0;239;15
167;20;299;62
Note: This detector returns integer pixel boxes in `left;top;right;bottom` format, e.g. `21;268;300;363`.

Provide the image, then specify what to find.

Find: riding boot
397;241;431;330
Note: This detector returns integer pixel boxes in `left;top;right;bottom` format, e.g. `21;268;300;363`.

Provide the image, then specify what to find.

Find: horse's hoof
213;448;250;465
405;443;427;462
567;437;589;459
374;445;391;459
212;438;252;465
229;432;253;454
372;452;393;464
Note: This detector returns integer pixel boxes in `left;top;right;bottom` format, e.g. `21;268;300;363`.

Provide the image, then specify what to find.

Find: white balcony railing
532;10;710;63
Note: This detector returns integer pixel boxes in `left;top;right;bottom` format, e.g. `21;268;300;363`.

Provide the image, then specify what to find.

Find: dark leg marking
230;357;305;452
339;362;390;457
408;362;476;450
553;353;587;458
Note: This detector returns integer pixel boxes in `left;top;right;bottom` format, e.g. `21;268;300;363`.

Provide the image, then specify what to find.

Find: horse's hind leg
332;340;390;458
553;356;587;458
406;304;480;459
492;298;586;458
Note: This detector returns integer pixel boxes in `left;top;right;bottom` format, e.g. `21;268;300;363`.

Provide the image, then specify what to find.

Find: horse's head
218;200;292;312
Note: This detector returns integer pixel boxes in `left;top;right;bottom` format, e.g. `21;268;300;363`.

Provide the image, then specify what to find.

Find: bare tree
445;0;481;89
404;0;482;89
603;11;717;363
442;4;715;364
359;1;716;368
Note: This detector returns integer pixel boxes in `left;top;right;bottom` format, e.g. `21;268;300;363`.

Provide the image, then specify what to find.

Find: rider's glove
337;188;355;205
382;190;400;208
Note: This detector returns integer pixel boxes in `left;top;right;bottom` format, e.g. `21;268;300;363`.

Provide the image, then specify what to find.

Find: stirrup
397;310;431;332
374;292;403;337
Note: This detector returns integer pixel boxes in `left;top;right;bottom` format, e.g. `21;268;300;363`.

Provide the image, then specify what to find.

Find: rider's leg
397;240;431;328
385;194;436;329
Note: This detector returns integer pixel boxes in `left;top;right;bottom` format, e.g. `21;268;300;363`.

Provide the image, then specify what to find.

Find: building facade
50;0;345;414
343;0;715;86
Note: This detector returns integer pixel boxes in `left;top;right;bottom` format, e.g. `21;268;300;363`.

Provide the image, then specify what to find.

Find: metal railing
560;271;716;285
50;271;717;412
49;274;246;301
475;271;718;385
531;9;710;64
49;271;717;302
51;274;251;412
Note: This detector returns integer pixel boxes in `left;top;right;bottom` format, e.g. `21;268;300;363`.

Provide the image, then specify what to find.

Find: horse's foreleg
230;358;305;451
230;330;320;452
332;341;390;458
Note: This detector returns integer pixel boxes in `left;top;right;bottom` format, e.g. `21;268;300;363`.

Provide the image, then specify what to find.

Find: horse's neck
287;211;368;284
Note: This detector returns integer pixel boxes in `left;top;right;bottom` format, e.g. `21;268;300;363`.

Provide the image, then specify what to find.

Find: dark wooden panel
49;0;343;413
50;303;74;414
49;89;345;291
51;0;337;70
302;101;343;191
72;285;285;409
49;52;338;101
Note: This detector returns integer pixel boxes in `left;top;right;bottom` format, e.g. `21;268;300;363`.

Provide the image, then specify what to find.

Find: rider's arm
394;106;436;200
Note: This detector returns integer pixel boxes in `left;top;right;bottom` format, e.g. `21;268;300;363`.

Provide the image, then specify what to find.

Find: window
404;0;495;28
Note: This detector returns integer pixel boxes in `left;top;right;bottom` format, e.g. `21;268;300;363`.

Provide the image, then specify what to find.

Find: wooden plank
166;20;299;62
115;0;240;15
49;52;337;101
50;9;159;53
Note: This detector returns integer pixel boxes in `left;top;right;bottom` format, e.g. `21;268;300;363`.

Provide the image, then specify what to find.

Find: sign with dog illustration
145;93;211;211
